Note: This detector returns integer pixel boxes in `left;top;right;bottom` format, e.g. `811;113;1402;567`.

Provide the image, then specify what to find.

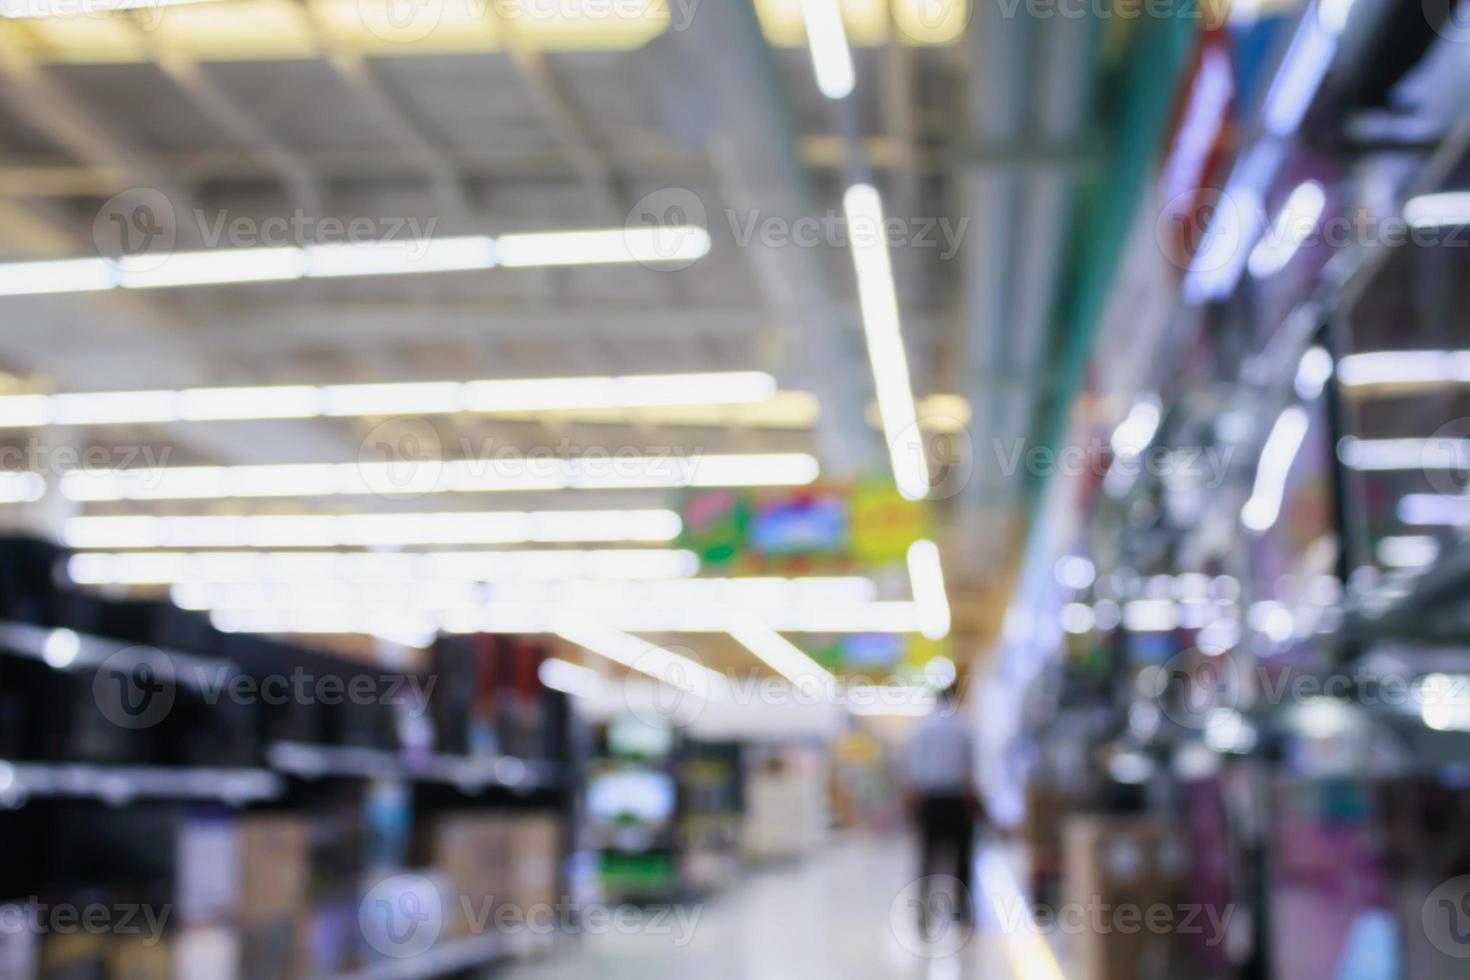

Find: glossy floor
497;837;1065;979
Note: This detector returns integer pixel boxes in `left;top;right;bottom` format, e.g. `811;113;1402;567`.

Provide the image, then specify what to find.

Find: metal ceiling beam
502;46;621;222
293;8;467;215
129;20;325;215
659;3;870;475
0;27;163;188
0;138;972;202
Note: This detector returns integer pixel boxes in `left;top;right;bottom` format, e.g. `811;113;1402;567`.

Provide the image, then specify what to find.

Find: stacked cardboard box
1061;815;1185;980
173;813;310;979
427;810;562;944
429;812;514;941
510;815;561;912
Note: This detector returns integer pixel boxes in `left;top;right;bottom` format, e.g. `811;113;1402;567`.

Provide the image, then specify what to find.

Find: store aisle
497;837;1037;980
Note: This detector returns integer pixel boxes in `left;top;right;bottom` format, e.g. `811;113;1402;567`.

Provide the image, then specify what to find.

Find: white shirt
904;707;975;796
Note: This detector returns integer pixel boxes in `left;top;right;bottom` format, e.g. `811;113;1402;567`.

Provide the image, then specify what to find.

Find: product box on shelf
427;811;514;940
297;895;357;978
0;901;37;980
176;814;241;929
510;813;562;911
105;935;173;980
429;635;567;762
38;930;106;980
174;926;238;980
237;815;311;926
1061;815;1186;980
239;915;296;979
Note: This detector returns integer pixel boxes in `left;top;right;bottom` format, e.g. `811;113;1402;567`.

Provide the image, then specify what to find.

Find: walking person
902;684;981;924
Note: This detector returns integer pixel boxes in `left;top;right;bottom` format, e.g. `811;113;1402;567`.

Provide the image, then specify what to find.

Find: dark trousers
918;794;975;919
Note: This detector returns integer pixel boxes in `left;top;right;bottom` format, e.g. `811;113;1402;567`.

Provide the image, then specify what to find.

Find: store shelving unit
267;740;561;793
332;930;558;980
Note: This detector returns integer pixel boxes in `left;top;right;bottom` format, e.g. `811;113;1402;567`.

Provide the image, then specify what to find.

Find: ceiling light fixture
62;509;684;549
1241;406;1310;532
798;0;855;99
729;625;836;696
843;184;927;500
0;226;710;299
1248;180;1326;279
906;539;951;640
0;371;777;429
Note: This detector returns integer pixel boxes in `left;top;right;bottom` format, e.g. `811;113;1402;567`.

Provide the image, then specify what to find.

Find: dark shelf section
268;740;562;794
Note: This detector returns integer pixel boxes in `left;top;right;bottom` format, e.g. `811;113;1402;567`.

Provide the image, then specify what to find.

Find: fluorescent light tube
1404;191;1470;230
52;390;178;426
0;227;709;299
729;625;835;696
119;248;304;289
1249;181;1326;279
0;258;114;296
1241;406;1309;532
1339;437;1468;471
1337;350;1470;391
68;548;699;585
1397;494;1470;527
537;658;603;699
0;472;45;503
320;382;464;416
557;628;729;698
906;539;951;640
1262;13;1338;137
495;227;710;267
843;184;927;500
201;600;921;636
463;372;775;412
1;0;216;16
1123;599;1180;632
1294;345;1334;400
1110;395;1162;456
799;0;855;99
0;372;778;429
0;395;52;427
304;236;493;278
1377;535;1440;569
64;514;687;552
177;386;322;421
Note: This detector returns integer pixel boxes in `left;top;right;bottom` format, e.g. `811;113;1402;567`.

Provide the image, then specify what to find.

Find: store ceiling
0;0;1119;662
